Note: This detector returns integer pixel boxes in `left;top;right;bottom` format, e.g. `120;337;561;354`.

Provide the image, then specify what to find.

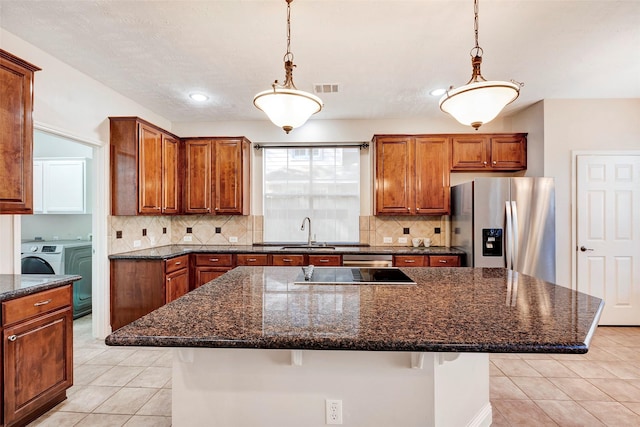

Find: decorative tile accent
369;216;445;246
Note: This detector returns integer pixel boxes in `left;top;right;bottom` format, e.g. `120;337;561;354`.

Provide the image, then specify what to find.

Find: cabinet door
214;139;245;215
166;268;189;303
194;267;230;288
490;135;527;170
162;135;179;214
0;52;38;214
138;123;163;214
3;307;72;426
184;139;212;214
375;137;413;215
451;136;489;170
415;137;450;214
33;160;43;213
42;160;86;213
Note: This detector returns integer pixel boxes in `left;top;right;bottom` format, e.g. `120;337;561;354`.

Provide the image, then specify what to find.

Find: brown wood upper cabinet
183;137;250;215
0;49;40;214
110;117;181;215
373;135;451;215
451;133;527;171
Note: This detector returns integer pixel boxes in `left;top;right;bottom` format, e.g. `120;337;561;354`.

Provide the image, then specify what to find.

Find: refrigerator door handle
505;201;513;270
511;201;519;272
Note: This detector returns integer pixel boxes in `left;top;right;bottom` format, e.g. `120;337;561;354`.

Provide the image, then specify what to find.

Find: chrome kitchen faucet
301;217;312;246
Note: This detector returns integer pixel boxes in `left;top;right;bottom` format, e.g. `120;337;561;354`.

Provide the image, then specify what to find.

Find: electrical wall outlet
229;236;238;243
398;237;408;244
325;399;343;425
383;237;393;244
183;235;193;242
133;240;141;248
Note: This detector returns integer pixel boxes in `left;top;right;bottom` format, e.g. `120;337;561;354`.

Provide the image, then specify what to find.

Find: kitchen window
263;147;360;243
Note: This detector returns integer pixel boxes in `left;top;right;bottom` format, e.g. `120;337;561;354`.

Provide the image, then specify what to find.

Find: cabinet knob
34;299;52;307
283;258;292;262
175;262;181;265
248;258;257;262
416;208;420;211
405;259;415;263
483;161;488;165
210;258;219;262
492;161;497;165
319;259;329;263
407;207;411;211
8;335;17;342
439;260;447;263
214;207;219;211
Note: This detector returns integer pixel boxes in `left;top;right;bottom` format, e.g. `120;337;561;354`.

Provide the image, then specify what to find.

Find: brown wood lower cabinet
271;255;306;266
428;255;461;267
165;255;189;303
237;254;269;266
192;254;233;288
308;255;342;266
394;255;461;267
2;285;73;427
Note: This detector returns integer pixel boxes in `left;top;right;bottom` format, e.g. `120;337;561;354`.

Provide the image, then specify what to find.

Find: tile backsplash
109;214;449;254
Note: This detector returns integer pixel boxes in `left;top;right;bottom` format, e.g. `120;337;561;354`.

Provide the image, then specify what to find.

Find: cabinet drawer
165;255;189;273
429;255;461;267
2;285;72;326
393;256;427;267
272;255;305;266
237;254;269;266
308;255;342;266
194;254;233;267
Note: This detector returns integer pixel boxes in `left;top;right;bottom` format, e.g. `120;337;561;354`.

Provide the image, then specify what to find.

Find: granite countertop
106;267;604;354
108;244;465;260
0;274;82;302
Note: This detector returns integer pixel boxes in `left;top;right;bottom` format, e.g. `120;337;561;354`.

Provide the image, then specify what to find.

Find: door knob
580;246;594;252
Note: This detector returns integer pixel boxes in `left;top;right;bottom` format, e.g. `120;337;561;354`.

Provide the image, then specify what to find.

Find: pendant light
439;0;522;130
253;0;323;134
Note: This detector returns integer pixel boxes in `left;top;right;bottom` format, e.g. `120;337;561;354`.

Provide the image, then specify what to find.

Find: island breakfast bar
107;267;604;427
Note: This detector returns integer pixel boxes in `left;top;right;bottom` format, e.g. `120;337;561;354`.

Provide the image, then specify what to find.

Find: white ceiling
1;0;639;124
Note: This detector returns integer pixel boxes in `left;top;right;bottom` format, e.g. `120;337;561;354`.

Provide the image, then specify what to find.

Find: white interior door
577;155;640;325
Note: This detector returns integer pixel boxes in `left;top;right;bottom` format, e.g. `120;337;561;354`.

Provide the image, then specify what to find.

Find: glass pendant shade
253;88;323;134
439;80;520;129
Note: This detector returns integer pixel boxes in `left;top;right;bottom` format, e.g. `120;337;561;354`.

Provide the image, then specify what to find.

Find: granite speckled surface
0;274;82;302
107;244;464;260
106;267;604;354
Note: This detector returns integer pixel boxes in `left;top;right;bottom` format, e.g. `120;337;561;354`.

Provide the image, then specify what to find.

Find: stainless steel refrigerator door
510;177;556;283
473;177;510;268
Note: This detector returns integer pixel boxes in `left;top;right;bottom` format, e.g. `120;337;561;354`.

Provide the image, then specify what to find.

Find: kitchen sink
280;245;336;250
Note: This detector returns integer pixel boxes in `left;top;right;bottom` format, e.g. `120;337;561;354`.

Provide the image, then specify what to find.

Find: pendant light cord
471;0;483;58
284;0;293;63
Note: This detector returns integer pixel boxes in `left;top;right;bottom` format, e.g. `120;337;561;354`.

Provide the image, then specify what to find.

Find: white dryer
21;242;64;274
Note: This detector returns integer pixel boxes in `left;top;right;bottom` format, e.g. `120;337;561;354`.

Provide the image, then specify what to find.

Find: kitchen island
107;267;603;426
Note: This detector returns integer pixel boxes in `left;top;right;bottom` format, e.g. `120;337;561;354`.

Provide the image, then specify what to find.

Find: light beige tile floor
28;317;640;426
492;326;640;426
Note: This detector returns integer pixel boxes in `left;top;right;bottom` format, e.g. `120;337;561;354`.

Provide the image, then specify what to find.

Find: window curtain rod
253;142;369;150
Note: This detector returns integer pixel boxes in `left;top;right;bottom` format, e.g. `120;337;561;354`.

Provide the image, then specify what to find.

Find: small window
263;147;360;243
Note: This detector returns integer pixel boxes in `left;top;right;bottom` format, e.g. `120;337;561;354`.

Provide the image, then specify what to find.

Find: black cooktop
294;267;416;285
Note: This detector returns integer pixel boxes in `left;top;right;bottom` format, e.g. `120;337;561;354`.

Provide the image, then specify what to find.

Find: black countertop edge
108;244;466;260
105;335;591;354
0;274;82;302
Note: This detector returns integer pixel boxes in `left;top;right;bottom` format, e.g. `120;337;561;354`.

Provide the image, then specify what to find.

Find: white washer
21;242;64;274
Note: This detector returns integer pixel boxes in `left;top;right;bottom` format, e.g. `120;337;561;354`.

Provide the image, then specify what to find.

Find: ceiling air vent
314;84;339;94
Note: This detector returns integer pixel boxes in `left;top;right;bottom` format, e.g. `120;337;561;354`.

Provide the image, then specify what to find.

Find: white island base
172;348;491;427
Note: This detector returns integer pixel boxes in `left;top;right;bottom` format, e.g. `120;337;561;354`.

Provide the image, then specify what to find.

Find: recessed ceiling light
429;88;447;97
189;93;209;102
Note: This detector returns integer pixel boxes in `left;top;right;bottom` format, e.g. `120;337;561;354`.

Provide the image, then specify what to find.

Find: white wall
543;99;640;288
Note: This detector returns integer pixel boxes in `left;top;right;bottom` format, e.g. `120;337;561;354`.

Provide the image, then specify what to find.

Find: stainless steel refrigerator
451;177;556;283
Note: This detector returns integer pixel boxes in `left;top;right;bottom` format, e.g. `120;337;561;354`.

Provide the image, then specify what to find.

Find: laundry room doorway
20;130;96;321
